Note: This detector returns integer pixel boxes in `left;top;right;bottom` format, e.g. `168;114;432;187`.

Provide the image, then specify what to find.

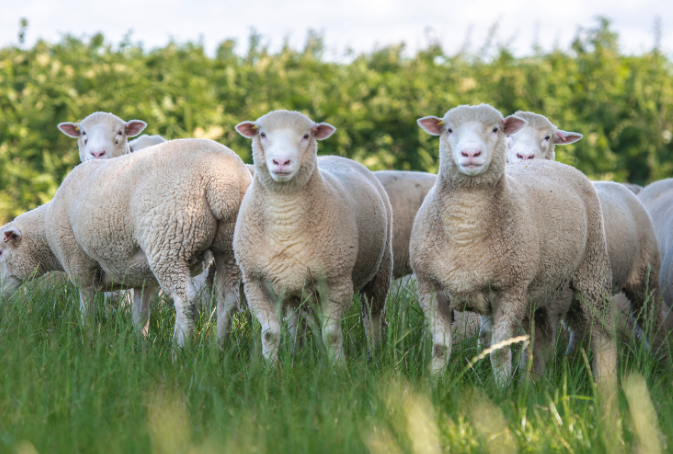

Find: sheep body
40;139;250;345
128;134;167;152
411;104;615;384
234;110;393;362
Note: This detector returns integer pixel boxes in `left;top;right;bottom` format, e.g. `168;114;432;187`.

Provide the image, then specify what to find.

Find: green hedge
1;18;672;223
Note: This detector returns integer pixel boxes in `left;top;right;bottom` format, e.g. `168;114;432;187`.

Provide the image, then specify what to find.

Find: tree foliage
1;18;672;223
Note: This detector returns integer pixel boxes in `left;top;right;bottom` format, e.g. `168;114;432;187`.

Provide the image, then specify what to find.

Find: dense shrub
1;18;672;222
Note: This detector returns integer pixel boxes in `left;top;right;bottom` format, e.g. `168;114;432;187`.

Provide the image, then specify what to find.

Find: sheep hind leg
285;303;308;355
624;277;670;361
132;283;158;336
213;253;241;344
360;249;392;355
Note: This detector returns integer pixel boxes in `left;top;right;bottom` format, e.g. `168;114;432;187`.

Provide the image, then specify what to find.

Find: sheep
58;112;147;161
129;134;167;152
373;170;481;340
622;183;644;195
0;139;251;347
638;179;673;312
504;112;668;355
233;110;393;364
411;104;616;384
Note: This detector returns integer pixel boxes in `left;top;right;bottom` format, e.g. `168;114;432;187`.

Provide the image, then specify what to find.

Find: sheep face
506;111;582;163
418;104;526;183
58;112;147;162
0;227;25;300
236;110;335;185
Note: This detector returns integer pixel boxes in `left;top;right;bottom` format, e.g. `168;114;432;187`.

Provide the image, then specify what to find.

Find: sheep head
506;111;582;162
58;112;147;162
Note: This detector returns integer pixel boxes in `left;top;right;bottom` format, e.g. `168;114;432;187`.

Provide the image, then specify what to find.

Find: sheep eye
82;131;86;135
303;134;310;140
447;128;453;133
118;131;123;135
545;135;551;141
492;127;498;133
260;132;266;138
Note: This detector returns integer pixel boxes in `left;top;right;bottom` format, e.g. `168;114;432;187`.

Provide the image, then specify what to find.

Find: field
0;279;670;454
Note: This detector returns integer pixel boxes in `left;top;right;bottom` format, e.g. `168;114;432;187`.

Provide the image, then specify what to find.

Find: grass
0;279;671;453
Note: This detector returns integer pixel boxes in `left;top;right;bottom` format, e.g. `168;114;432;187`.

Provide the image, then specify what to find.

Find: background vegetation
1;18;673;223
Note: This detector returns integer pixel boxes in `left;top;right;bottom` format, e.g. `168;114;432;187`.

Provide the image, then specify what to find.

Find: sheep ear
417;116;445;136
58;122;81;138
554;130;583;145
235;121;259;138
3;228;20;245
125;120;147;137
312;123;336;140
502;115;527;135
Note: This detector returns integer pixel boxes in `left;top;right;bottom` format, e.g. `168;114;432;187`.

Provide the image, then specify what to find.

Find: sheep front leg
245;279;281;364
79;288;97;328
490;292;526;387
417;278;453;375
132;284;158;336
214;253;241;343
320;281;353;366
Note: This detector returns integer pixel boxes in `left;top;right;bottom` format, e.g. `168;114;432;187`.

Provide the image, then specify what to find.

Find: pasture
0;279;669;453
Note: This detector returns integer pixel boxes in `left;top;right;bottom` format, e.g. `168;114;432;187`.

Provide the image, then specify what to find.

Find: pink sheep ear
553;130;583;145
417;116;445;136
125;120;147;137
502;115;527;135
58;122;81;138
3;228;20;244
312;123;336;140
235;121;259;138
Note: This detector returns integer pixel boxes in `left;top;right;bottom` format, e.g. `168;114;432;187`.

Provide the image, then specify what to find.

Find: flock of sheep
1;103;672;386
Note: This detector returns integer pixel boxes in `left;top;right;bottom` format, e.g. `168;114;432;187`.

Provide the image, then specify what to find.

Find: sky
1;0;672;58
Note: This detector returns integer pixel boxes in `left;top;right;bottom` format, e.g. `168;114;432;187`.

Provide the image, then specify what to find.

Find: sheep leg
624;275;670;360
320;281;353;366
490;292;526;386
360;248;392;354
245;279;281;364
478;315;493;350
132;283;158;336
285;304;307;355
79;288;97;328
417;278;453;375
214;253;241;343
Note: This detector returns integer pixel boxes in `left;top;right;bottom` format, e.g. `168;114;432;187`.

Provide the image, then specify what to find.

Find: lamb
0;139;251;347
58;112;147;161
505;112;668;354
411;104;616;384
129;134;167;152
233;110;393;363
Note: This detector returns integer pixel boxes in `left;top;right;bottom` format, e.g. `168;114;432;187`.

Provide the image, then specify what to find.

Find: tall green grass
0;280;670;453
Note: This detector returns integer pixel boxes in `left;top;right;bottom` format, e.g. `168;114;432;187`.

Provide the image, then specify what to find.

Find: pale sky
1;0;672;58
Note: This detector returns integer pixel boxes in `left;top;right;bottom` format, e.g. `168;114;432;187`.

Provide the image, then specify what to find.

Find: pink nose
272;158;291;167
460;149;482;158
516;153;534;161
90;150;106;159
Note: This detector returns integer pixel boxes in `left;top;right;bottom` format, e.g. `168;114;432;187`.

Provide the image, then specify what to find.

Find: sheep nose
272;158;291;166
461;149;482;158
90;150;106;159
516;153;534;161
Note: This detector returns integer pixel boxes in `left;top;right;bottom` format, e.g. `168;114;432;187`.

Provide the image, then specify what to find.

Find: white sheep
233;110;393;363
0;139;251;347
638;179;673;317
128;134;167;152
374;170;481;340
504;112;668;355
58;112;147;161
411;104;616;384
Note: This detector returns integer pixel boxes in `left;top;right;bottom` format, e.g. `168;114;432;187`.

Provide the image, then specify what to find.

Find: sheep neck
259;169;329;239
436;173;509;246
